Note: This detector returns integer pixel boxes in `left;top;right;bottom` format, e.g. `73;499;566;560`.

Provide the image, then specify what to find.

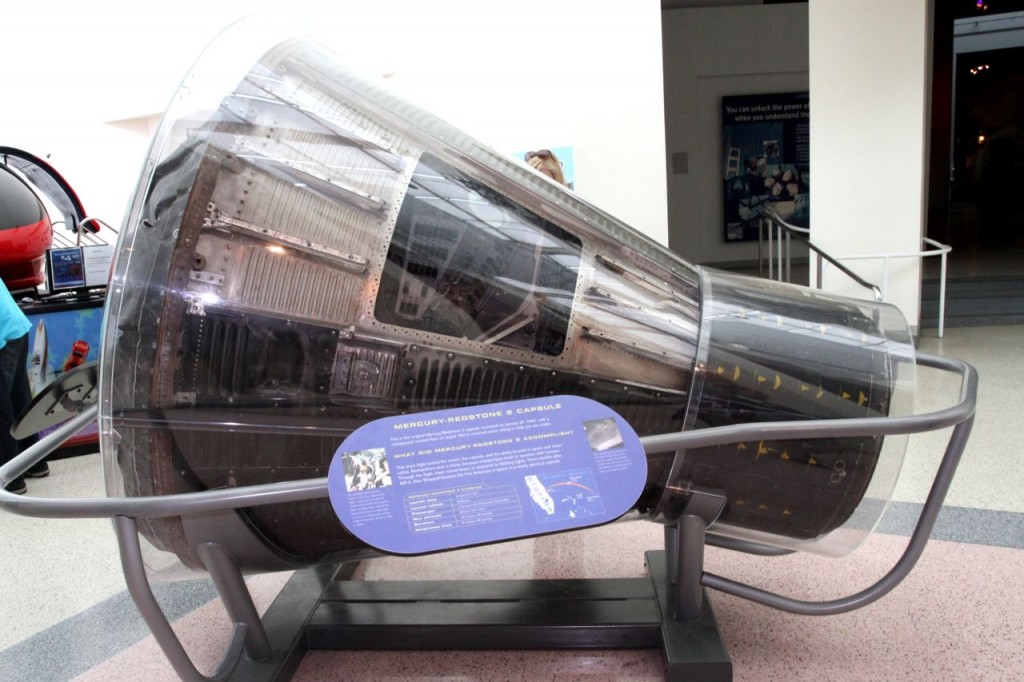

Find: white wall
1;0;667;244
809;0;931;326
661;1;931;328
662;3;810;264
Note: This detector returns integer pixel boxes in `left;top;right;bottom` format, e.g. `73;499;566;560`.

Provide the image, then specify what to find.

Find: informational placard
83;244;114;287
327;395;647;555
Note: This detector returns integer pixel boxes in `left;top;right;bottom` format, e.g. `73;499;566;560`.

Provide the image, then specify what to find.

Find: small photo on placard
341;448;392;492
327;395;647;555
582;418;624;451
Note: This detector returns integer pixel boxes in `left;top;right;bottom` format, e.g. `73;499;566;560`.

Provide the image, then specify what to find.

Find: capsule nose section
659;269;914;555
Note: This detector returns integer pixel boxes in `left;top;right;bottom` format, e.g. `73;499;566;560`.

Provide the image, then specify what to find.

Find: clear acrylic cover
99;17;912;575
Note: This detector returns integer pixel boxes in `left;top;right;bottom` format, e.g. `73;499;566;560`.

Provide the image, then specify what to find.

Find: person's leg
0;337;26;493
8;334;45;476
0;332;43;492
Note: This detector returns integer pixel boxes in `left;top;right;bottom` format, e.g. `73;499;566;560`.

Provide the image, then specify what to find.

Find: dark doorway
923;3;1024;329
929;3;1024;278
951;45;1024;243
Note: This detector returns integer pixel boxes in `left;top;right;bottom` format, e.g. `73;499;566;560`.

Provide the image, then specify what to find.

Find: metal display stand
219;498;732;682
219;543;732;681
0;353;977;682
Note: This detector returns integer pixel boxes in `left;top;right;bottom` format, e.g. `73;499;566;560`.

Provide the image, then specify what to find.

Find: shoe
4;477;27;495
26;462;49;478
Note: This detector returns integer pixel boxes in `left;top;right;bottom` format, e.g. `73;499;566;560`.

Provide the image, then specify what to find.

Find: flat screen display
48;247;86;291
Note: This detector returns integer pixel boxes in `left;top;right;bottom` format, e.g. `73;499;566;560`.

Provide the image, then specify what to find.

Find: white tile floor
1;324;1022;681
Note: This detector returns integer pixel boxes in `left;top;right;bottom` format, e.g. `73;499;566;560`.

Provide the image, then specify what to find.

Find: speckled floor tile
4;325;1022;682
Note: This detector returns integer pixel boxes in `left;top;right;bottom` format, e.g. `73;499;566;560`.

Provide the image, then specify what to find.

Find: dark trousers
1;333;37;466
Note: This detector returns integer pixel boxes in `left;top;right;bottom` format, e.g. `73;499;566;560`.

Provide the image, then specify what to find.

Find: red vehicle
63;339;91;372
0;147;95;291
0;163;51;290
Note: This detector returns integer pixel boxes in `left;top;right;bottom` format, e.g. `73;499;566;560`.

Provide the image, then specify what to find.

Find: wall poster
722;92;810;242
21;298;104;448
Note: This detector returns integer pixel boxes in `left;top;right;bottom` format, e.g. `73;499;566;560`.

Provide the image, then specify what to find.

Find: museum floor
1;323;1022;682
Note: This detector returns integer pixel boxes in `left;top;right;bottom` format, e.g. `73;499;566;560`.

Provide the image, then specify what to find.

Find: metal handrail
759;210;952;337
759;210;883;301
0;352;977;679
831;238;952;338
51;216;119;249
0;354;975;521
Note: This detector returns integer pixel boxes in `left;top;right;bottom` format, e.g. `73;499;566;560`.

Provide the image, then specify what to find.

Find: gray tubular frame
0;352;978;679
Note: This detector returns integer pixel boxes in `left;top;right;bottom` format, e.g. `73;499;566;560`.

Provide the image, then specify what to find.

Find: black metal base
647;551;732;681
227;551;731;681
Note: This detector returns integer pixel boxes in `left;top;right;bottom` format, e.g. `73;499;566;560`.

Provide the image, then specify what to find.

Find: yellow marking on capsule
781;450;790;460
783;507;793;516
757;375;767;384
800;383;810;392
774;374;782;390
756;441;770;459
758;504;769;511
736;498;747;506
842;390;851;400
716;366;726;375
816;386;824;399
733;366;741;381
736;442;748;451
858;391;868;406
808;456;819;466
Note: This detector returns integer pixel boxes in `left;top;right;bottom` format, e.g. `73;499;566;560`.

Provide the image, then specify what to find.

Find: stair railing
759;209;951;337
758;209;881;300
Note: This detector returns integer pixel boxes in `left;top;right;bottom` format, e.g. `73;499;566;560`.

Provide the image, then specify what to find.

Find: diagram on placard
525;469;605;522
524;475;555;515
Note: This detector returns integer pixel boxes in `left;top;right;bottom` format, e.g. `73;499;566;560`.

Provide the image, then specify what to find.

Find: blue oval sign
327;395;647;555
